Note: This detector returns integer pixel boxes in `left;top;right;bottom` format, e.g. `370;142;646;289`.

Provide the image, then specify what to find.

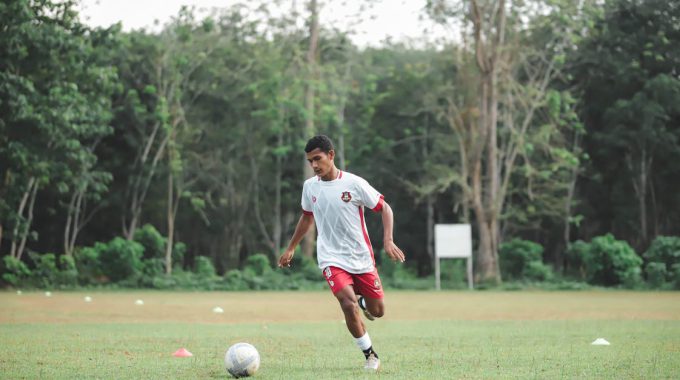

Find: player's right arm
277;212;314;268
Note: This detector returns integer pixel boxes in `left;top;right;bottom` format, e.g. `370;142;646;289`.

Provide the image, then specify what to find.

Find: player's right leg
334;286;380;371
326;267;380;371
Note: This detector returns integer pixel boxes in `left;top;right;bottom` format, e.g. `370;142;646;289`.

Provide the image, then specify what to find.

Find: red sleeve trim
371;195;385;212
302;209;313;216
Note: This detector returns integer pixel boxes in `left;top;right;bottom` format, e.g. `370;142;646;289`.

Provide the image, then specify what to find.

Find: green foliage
564;240;588;280
439;259;468;289
243;254;272;276
95;238;145;284
672;264;680;290
27;252;58;288
1;256;31;286
194;256;216;277
56;255;78;287
73;247;103;285
133;224;166;260
569;234;643;288
378;250;431;290
572;0;680;244
644;262;667;289
500;239;554;282
643;236;680;288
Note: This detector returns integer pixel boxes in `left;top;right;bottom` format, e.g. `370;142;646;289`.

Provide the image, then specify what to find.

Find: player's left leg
354;268;385;320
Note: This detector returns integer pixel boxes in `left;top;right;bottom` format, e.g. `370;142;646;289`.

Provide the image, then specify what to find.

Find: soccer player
278;135;406;372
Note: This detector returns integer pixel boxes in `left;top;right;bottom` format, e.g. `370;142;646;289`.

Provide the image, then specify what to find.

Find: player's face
306;148;335;178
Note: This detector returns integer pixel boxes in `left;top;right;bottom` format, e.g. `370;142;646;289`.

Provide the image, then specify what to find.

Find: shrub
672;263;680;290
223;269;249;290
172;242;186;268
643;236;680;285
288;250;321;281
1;256;31;286
524;260;554;282
645;262;667;288
74;247;103;285
56;255;79;287
194;256;217;277
244;254;271;276
140;258;165;287
28;252;59;288
499;239;554;282
565;240;589;280
576;234;643;287
133;224;166;260
96;237;145;284
440;259;468;289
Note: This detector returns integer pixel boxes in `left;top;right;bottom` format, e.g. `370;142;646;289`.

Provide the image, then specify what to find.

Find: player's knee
370;305;384;318
339;297;358;313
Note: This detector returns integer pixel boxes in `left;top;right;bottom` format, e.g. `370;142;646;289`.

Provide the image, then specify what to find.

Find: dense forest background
1;0;679;289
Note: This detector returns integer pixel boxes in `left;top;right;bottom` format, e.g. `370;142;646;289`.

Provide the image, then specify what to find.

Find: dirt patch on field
1;291;679;324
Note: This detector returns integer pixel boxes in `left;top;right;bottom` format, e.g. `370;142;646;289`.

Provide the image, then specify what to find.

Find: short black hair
305;135;335;153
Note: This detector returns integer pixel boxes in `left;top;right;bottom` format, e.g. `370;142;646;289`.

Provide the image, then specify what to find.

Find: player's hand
278;249;295;268
384;240;405;263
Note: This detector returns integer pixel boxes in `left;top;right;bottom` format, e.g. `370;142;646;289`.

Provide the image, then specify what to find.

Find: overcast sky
77;0;451;47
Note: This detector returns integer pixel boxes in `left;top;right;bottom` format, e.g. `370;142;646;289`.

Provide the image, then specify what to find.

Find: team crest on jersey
374;279;381;290
341;191;352;202
312;196;317;203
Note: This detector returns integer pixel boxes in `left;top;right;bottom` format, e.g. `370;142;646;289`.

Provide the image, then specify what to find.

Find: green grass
1;291;679;379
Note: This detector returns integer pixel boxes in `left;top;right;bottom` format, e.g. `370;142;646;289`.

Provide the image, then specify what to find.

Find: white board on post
434;224;473;290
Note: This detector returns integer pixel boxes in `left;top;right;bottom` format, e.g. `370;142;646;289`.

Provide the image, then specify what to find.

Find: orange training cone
173;348;193;357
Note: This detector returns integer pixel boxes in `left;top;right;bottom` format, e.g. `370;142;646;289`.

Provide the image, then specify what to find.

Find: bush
643;236;680;286
288;250;321;281
499;239;554;281
645;262;667;288
57;255;79;287
440;259;468;289
28;252;59;288
1;256;31;286
74;247;104;285
574;234;643;287
133;224;166;260
672;263;680;290
565;240;589;280
172;242;186;268
96;237;145;284
524;260;554;282
244;254;272;276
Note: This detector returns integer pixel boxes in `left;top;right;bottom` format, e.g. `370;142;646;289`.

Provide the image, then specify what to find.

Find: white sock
354;332;372;351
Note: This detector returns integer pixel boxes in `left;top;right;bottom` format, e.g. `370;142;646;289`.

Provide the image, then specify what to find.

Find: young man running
278;135;406;371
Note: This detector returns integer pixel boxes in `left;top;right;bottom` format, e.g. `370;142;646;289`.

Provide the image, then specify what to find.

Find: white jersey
301;171;384;274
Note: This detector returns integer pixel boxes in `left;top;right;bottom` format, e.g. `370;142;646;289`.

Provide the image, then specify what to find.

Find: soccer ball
224;342;260;378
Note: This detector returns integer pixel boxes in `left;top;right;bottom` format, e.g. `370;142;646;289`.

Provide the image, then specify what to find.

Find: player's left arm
379;201;405;263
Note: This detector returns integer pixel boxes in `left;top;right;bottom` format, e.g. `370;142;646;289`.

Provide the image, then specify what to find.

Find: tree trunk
10;177;36;259
273;131;283;257
627;149;651;248
165;168;175;274
468;0;505;284
16;179;38;261
302;0;320;258
426;195;435;268
123;123;169;240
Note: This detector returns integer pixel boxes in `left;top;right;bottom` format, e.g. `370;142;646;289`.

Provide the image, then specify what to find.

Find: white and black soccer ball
224;342;260;378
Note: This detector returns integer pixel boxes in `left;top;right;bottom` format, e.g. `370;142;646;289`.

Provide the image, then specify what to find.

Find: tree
427;0;588;282
573;0;680;248
0;0;116;259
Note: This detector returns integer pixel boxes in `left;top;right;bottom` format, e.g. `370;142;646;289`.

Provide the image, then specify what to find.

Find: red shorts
322;266;384;299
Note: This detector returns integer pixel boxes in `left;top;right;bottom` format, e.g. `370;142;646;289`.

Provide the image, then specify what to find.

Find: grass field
1;291;679;379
